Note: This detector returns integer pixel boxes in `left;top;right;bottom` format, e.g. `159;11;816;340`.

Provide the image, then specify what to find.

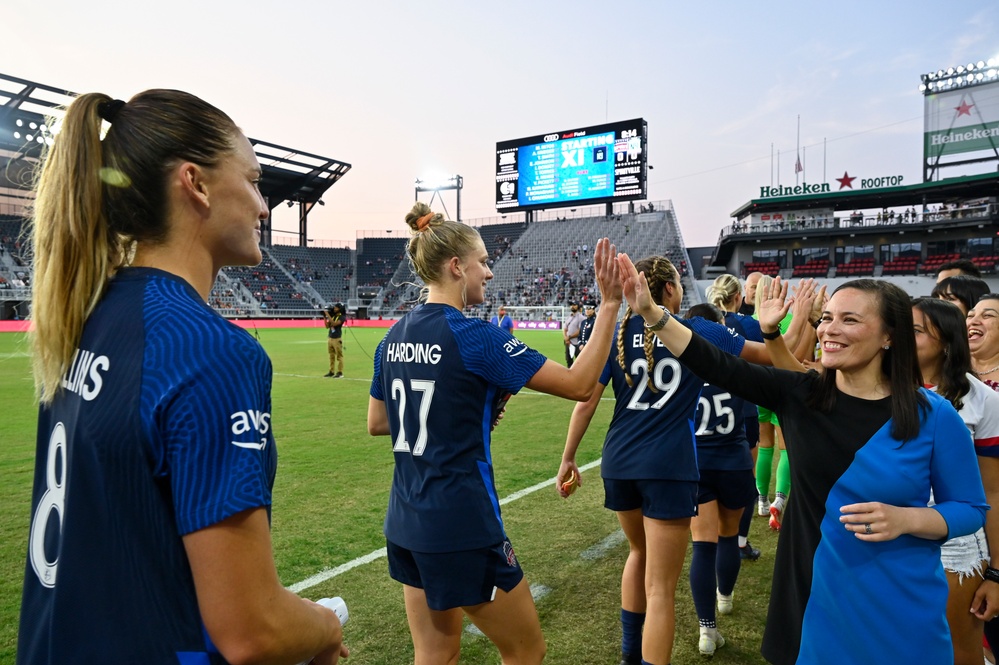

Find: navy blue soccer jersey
693;383;753;471
599;315;745;480
371;303;547;553
18;268;277;665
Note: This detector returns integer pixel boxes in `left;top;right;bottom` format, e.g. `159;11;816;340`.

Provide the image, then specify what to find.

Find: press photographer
324;303;345;378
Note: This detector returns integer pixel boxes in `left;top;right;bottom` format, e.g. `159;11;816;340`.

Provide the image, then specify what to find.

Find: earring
882;345;890;350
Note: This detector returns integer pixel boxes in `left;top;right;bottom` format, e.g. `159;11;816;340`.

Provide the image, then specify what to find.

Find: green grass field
0;326;779;664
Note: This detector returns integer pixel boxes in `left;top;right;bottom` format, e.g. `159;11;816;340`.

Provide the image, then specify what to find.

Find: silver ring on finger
864;523;873;535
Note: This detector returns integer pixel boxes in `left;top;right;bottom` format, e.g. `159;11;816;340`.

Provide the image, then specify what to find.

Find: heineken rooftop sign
760;173;904;198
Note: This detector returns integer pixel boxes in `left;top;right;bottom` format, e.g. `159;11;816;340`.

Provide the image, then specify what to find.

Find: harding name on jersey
386;342;443;364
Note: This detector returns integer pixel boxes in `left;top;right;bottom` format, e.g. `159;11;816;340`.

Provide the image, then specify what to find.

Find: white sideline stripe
286;459;603;594
579;529;626;560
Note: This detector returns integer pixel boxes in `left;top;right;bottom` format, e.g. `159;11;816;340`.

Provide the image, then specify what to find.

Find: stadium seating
792;259;830;278
835;257;876;277
920;253;961;275
743;261;781;276
880;256;921;276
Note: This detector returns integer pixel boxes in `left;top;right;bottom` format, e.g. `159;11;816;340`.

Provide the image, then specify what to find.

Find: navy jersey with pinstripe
693;383;753;471
599;315;745;480
371;303;546;553
18;267;276;665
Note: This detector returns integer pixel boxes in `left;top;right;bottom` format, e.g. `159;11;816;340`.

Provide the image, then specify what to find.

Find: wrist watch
643;306;670;332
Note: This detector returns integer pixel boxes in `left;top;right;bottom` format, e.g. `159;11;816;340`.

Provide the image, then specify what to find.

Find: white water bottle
296;597;348;665
317;596;349;626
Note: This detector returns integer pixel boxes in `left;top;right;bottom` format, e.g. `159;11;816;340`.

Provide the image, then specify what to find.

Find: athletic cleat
324;372;334;377
333;372;343;378
757;495;771;516
769;501;785;531
699;628;726;656
740;541;761;561
717;590;734;615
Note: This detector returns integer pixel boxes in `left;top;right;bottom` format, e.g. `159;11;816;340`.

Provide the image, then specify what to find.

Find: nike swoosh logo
231;439;268;450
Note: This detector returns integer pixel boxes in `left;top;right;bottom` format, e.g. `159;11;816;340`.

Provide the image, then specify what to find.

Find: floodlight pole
415;175;463;222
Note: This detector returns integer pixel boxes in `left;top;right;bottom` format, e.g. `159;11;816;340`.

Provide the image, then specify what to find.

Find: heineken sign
759;173;904;198
924;80;999;158
759;182;830;197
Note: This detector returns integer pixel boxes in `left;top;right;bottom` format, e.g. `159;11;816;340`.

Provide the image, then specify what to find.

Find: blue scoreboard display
496;118;647;212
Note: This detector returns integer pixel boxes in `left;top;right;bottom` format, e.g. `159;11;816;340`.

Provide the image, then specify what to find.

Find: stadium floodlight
415;174;463;221
921;57;998;95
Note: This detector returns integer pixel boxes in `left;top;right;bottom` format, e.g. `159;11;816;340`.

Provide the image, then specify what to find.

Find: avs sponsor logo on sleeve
503;337;529;357
230;409;271;450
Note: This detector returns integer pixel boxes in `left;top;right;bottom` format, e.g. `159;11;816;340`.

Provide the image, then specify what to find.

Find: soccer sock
620;608;645;663
755;446;775;496
716;535;741;597
739;495;753;538
689;541;717;624
776;449;791;497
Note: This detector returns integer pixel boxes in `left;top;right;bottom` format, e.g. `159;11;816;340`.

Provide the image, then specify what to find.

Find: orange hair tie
416;213;434;231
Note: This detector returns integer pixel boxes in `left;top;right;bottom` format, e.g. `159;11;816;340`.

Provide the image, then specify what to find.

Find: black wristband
761;329;781;340
985;567;999;584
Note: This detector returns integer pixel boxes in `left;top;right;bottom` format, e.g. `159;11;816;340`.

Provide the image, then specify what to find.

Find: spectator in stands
912;297;999;665
619;261;987;665
324;303;345;378
367;202;624;665
489;305;514;335
20;90;347;664
563;301;585;367
738;272;764;316
932;276;991;316
937;258;983;282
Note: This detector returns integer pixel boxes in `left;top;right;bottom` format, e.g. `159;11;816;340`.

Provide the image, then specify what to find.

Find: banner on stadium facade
924;79;999;158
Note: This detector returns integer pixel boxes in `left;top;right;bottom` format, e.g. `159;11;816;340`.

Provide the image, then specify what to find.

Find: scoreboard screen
496;118;647;213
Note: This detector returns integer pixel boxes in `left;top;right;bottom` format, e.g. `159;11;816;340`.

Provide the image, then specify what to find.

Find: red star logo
955;101;974;116
836;171;856;190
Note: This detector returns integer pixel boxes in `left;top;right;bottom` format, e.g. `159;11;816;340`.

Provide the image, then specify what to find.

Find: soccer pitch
0;326;776;664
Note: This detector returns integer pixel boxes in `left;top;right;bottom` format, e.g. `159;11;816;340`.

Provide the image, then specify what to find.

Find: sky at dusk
7;1;997;248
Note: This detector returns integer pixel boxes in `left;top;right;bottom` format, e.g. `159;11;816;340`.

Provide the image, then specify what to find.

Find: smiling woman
970;295;999;390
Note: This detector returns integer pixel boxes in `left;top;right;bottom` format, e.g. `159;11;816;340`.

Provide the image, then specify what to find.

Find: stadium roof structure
0;72;350;245
730;171;999;220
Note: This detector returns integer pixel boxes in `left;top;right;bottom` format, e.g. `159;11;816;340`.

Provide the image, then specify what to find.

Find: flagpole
795;114;801;186
771;143;774;187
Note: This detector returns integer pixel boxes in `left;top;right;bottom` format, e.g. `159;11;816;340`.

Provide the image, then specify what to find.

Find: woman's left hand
839;502;909;541
971;576;999;621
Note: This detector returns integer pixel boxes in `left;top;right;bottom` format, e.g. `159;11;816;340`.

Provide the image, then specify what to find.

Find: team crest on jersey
502;540;518;567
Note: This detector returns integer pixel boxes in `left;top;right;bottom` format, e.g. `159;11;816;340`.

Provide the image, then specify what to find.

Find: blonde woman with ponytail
367;202;622;665
21;91;348;664
556;257;773;665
